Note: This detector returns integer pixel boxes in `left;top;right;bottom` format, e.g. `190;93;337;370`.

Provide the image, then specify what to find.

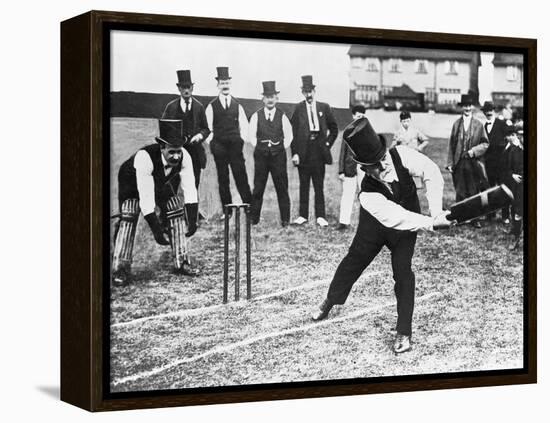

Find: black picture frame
61;10;537;411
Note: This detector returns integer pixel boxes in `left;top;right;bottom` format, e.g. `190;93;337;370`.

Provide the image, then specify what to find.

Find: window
354;85;378;102
350;57;363;68
445;60;459;75
366;58;378;72
416;60;428;74
389;58;402;73
440;88;460;94
506;65;519;81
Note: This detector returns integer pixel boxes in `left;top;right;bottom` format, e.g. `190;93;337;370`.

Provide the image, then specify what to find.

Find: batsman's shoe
316;217;329;227
311;299;334;321
292;216;308;225
393;333;412;354
175;262;201;277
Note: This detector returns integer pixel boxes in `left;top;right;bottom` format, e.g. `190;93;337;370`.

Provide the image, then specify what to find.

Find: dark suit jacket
447;116;489;168
162;97;210;169
485;118;508;169
290;100;338;165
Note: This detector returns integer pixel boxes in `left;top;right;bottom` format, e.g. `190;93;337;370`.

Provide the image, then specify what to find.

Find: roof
385;84;418;99
492;53;523;66
348;45;480;63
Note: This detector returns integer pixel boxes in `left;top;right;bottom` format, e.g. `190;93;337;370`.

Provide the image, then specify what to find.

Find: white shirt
204;94;249;142
133;148;197;216
358;146;444;231
485;117;495;134
306;101;320;131
247;107;293;148
462;114;472;131
179;97;192;113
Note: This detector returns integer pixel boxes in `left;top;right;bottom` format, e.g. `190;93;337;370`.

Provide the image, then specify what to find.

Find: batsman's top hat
155;119;186;147
215;66;231;81
261;80;280;96
480;100;495;112
176;70;193;86
301;75;316;90
458;94;474;106
343;117;386;165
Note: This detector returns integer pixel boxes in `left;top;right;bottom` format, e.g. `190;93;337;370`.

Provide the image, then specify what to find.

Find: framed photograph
61;10;537;411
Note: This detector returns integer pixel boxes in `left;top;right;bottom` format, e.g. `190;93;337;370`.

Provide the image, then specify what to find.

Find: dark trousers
326;231;417;336
298;163;326;219
186;147;202;189
452;158;489;202
251;150;290;224
211;138;252;207
486;153;509;220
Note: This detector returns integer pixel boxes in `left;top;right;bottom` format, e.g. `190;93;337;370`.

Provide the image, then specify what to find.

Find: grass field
109;113;523;393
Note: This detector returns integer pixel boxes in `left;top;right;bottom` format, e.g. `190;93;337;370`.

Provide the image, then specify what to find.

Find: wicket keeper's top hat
301;75;316;90
261;80;280;96
480;100;495;112
343;117;386;165
458;94;474;106
155;119;186;147
215;66;231;80
176;70;193;86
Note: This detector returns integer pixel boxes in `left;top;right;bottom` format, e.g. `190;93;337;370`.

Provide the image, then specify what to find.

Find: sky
111;30;500;108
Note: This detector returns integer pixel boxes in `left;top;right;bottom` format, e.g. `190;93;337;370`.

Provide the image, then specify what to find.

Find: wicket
223;203;252;303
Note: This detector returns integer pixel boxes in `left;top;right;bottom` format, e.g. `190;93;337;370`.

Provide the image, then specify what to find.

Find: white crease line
111;271;384;329
111;291;442;387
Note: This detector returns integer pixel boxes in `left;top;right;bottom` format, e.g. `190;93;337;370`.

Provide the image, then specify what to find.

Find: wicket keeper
112;119;200;286
311;117;453;354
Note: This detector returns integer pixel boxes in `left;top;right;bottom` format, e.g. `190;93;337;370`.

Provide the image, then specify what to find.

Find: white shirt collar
219;94;231;107
180;96;192;111
264;107;276;119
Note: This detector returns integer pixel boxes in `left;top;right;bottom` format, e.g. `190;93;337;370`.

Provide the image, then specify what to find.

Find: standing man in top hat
311;117;453;354
290;75;339;227
112;119;200;285
481;100;510;222
205;67;252;216
162;70;210;221
446;94;489;228
247;81;292;227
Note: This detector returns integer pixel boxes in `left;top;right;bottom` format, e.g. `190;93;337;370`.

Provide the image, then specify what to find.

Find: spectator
446;94;489;228
502;124;524;250
392;111;429;152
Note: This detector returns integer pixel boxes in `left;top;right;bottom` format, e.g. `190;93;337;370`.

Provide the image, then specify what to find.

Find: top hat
458;94;474;106
481;101;495;112
215;66;232;81
155;119;186;147
343;117;386;165
176;70;193;86
301;75;316;90
261;80;280;96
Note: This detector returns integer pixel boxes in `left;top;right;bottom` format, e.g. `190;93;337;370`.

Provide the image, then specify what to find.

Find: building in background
491;53;524;108
348;45;481;111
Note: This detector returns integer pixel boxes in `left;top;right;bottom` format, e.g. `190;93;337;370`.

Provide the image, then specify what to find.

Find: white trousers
338;165;365;225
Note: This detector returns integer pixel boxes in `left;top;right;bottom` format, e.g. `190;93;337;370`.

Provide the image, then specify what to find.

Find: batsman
311;117;453;354
112;119;200;286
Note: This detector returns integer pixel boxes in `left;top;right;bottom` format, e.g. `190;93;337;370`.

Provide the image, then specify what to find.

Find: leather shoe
311;299;333;321
175;262;201;277
112;268;130;287
393;333;412;354
336;223;349;231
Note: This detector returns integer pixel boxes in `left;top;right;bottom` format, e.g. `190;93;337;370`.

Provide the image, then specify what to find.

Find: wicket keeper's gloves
185;203;198;237
144;212;170;245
